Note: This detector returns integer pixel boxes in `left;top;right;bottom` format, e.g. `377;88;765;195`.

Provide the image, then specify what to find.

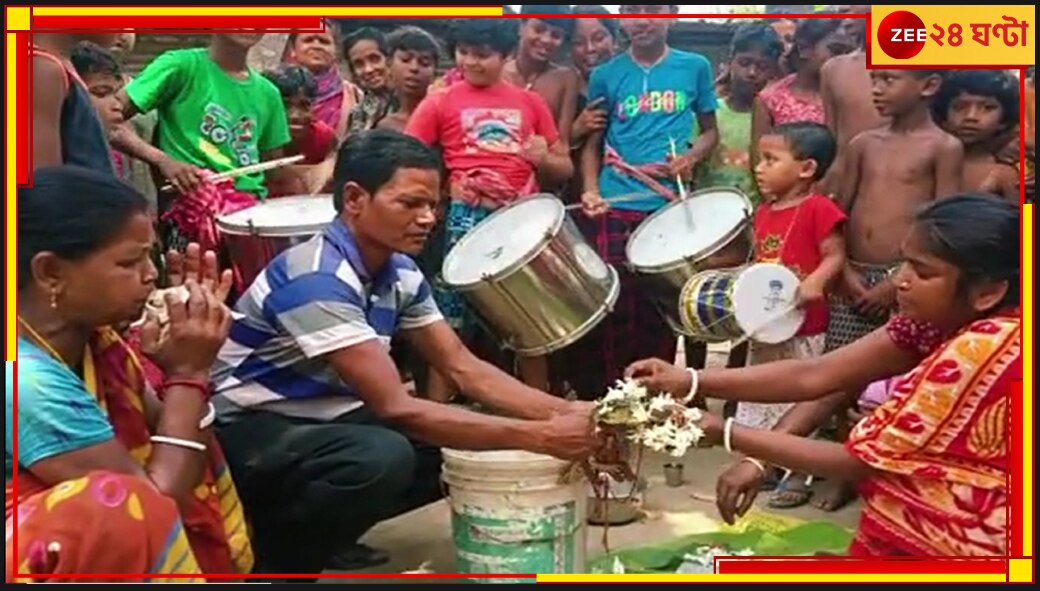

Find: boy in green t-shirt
117;32;291;199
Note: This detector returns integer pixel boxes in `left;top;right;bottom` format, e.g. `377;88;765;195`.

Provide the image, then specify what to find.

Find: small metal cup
664;462;684;487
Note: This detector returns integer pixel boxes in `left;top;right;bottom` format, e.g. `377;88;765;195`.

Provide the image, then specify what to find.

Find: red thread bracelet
159;378;212;402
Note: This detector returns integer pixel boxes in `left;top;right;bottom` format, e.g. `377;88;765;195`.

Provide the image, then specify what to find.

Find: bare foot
811;481;857;512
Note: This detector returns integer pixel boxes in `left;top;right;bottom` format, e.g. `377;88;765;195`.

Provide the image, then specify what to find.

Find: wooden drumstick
159;154;306;193
563;192;658;211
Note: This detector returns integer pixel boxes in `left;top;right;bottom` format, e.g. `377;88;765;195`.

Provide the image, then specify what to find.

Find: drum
678;263;805;345
625;187;754;336
441;194;620;357
215;195;336;290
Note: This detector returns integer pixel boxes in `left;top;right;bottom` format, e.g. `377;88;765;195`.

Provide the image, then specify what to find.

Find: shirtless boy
834;69;962;337
504;5;580;146
819;5;887;194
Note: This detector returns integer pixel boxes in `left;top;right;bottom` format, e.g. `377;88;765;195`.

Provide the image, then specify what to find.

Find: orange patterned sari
846;313;1018;556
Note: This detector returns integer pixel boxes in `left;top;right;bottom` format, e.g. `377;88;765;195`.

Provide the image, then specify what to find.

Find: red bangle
159;378;212;402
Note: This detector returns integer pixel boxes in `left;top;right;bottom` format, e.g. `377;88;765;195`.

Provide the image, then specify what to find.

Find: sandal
767;473;813;509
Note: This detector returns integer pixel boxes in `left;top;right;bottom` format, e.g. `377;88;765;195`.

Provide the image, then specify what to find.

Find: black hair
70;41;121;79
343;27;388;59
18;166;149;290
771;122;837;180
786;17;846;70
730;22;784;61
262;64;318;101
932;69;1020;131
913;194;1020;309
332;129;442;212
520;5;576;41
570;5;619;39
387;26;441;60
453;18;518;58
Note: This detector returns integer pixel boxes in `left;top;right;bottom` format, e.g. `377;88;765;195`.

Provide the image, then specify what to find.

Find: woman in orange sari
7;166;252;581
628;195;1019;555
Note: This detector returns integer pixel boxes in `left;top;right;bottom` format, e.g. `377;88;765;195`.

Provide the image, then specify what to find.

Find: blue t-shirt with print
588;49;718;212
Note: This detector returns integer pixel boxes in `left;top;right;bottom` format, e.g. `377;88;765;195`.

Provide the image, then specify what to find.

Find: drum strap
603;144;680;202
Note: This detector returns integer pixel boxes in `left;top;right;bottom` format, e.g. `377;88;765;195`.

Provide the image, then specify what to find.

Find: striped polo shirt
212;216;442;421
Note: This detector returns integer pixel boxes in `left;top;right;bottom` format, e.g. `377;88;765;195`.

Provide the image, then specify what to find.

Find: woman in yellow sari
628;195;1019;555
7;166;252;581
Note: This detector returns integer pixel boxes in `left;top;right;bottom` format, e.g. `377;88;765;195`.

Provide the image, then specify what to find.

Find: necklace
17;316;98;397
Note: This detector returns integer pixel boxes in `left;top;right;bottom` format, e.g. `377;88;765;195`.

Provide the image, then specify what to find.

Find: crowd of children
22;6;1030;567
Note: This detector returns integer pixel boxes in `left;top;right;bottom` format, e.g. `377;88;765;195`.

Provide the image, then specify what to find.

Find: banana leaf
589;521;854;574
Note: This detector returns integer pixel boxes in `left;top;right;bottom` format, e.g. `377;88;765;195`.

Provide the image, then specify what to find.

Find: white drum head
216;195;336;236
627;189;751;270
731;263;805;345
442;195;563;286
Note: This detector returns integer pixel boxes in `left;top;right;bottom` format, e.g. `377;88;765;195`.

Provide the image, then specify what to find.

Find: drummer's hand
580;190;609;217
520;135;550;167
157;155;203;194
624;358;692;397
666;151;699;181
165;243;234;303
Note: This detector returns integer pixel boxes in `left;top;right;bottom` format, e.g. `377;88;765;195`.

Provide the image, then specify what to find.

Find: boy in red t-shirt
739;121;847;507
405;18;573;401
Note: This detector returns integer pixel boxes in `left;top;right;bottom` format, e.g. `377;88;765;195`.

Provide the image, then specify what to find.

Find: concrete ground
326;341;861;580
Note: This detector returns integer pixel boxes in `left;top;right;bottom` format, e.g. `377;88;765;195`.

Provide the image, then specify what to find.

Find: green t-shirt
694;98;761;206
126;48;290;197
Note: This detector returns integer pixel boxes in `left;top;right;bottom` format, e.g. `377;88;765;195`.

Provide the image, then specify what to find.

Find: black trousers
215;407;444;573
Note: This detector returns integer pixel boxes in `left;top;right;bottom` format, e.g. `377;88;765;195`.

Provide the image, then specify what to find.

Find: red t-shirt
753;193;847;336
404;81;559;193
292;120;337;165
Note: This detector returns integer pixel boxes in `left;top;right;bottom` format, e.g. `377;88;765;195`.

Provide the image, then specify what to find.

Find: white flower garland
595;378;705;458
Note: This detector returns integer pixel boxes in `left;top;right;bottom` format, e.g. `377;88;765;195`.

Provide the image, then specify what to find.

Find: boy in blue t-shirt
566;4;719;398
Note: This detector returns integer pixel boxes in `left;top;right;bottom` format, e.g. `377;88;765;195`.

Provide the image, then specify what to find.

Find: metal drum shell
625;188;754;337
442;196;620;357
215;195;335;291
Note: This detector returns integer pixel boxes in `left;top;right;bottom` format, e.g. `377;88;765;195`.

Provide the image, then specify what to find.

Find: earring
49;288;59;309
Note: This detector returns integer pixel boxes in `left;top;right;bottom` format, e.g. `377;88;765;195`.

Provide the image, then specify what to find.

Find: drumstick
668;136;690;202
563;192;659;211
728;305;799;349
159;155;306;193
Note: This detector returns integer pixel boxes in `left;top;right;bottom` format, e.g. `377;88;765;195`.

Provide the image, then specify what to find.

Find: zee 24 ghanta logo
877;9;1029;60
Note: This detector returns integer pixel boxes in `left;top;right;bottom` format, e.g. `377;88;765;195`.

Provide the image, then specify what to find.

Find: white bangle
723;418;735;453
199;402;216;430
150;435;207;452
681;368;699;404
741;457;766;475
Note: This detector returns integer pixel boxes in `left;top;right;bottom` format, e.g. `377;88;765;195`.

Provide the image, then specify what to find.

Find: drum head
627;188;751;270
441;194;563;286
731;263;805;345
216;195;336;236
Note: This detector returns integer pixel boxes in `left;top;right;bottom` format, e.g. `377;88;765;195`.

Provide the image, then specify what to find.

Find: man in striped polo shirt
212;130;598;576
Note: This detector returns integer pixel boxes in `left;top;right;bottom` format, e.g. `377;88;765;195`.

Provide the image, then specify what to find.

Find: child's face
390;49;436;97
870;70;940;117
285;92;313;139
754;134;815;199
797;32;853;76
83;72;124;131
519;18;568;64
620;5;676;50
946;91;1005;146
109;33;136;57
292;32;338;72
729;47;777;97
770;19;796;53
456;44;506;88
572;18;615;76
348;39;389;91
